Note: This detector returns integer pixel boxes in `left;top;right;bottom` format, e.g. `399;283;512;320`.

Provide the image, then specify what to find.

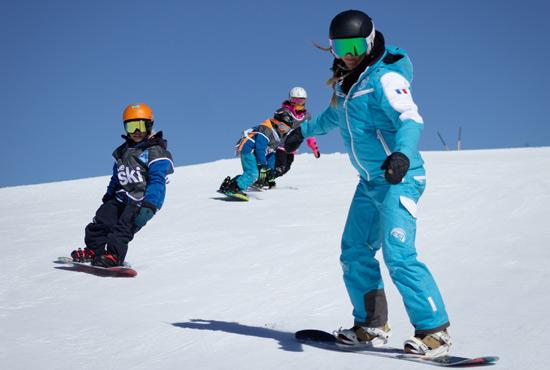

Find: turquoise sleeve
300;106;339;138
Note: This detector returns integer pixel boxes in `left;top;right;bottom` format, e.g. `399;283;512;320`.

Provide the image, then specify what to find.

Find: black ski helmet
329;10;374;40
273;108;295;128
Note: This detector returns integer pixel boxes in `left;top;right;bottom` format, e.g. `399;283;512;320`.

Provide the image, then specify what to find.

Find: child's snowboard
56;257;137;277
295;329;498;367
216;189;249;201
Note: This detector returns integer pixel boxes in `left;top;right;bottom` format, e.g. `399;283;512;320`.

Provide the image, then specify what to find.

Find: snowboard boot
219;176;232;193
251;174;276;190
91;252;120;268
219;176;247;197
70;247;96;263
334;323;391;347
403;329;452;357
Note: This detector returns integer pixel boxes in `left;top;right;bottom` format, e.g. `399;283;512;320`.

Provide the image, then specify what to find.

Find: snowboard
295;329;498;367
216;189;249;201
249;184;299;192
56;257;137;277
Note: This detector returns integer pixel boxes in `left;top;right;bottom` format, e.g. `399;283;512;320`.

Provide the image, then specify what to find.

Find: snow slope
1;147;549;370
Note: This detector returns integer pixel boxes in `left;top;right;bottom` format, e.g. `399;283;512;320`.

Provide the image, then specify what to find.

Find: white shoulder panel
380;72;424;124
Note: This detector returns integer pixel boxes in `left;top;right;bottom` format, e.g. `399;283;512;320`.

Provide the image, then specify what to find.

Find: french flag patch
395;88;409;95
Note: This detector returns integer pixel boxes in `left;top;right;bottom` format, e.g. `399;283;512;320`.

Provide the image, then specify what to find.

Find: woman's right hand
306;137;320;158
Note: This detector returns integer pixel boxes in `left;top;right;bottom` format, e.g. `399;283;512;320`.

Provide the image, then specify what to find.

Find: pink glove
306;137;320;158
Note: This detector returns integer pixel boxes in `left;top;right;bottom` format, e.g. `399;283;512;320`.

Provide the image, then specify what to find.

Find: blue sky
2;0;549;187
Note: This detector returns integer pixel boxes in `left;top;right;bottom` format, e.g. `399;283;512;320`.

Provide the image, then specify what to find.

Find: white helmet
289;86;307;100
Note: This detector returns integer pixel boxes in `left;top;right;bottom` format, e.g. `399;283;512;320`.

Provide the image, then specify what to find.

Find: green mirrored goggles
124;120;148;134
330;37;368;58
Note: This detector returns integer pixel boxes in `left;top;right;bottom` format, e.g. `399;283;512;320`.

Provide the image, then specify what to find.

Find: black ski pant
275;149;294;177
84;198;140;262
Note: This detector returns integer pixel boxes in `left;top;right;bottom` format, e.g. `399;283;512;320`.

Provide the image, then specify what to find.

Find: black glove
135;202;157;228
284;127;304;152
381;152;410;184
102;193;114;203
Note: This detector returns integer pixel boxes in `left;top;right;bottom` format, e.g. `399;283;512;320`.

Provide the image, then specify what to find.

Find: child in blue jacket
218;109;294;200
70;103;174;267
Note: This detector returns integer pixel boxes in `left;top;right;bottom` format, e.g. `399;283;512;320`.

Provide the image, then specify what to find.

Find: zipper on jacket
343;66;372;181
376;129;392;156
344;97;370;181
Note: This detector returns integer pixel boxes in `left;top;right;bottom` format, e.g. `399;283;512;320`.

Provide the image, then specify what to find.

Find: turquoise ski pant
236;153;259;191
341;168;449;333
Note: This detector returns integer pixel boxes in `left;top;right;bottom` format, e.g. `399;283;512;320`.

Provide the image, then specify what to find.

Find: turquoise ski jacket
300;46;424;182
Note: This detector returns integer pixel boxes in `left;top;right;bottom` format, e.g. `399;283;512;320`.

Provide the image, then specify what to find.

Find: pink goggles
290;97;306;105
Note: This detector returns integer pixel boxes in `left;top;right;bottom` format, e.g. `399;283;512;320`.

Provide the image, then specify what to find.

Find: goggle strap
365;22;376;55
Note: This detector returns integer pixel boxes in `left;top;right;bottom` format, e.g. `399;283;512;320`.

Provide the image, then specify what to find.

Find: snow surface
1;147;549;370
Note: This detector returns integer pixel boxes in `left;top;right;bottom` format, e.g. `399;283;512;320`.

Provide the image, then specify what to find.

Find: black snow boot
92;252;120;267
226;177;245;195
71;247;96;263
219;176;232;192
219;176;245;195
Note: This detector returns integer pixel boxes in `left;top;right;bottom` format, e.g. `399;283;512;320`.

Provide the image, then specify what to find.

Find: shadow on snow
171;319;303;352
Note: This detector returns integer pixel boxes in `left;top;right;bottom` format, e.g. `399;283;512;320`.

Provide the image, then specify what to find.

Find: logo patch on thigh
390;227;407;243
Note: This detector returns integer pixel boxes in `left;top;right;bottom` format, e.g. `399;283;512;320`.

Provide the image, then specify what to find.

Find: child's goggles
330;37;368;58
124;120;148;134
290;97;306;105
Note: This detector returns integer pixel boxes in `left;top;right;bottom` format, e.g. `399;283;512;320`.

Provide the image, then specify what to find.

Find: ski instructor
285;10;451;357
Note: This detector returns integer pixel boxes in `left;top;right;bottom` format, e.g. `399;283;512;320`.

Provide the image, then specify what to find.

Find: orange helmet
123;103;154;122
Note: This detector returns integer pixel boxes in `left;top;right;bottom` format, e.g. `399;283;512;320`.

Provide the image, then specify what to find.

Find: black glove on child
135;202;156;228
284;127;304;152
381;152;410;184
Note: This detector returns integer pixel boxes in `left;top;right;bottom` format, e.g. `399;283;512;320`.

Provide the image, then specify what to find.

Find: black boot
219;176;232;192
226;177;245;195
92;252;120;267
71;247;96;263
219;176;244;195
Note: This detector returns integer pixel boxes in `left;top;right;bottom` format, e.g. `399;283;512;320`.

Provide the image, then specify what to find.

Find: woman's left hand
381;152;410;184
